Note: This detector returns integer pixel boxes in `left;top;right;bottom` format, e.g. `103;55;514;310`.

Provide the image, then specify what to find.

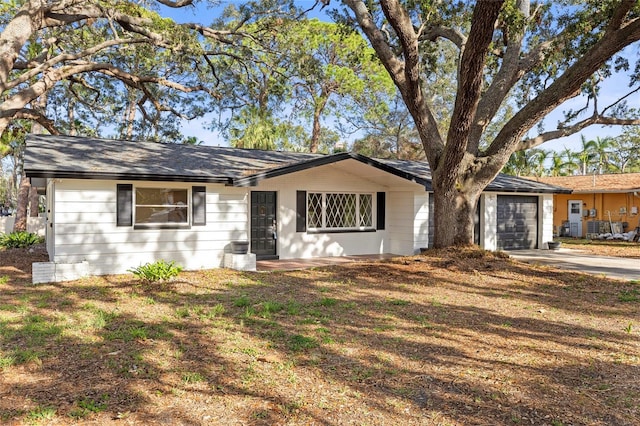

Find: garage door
496;195;538;250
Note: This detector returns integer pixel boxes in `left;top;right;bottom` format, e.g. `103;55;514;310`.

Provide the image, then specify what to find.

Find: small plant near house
128;260;183;282
0;231;43;249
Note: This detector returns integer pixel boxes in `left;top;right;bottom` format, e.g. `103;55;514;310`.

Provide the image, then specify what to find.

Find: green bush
128;260;183;282
0;231;44;248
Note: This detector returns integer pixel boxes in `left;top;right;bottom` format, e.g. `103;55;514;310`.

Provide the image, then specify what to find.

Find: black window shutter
192;186;206;226
296;191;307;232
376;192;386;230
117;184;133;226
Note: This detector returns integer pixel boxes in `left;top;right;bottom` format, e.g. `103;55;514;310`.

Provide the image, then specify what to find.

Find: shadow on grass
0;253;638;425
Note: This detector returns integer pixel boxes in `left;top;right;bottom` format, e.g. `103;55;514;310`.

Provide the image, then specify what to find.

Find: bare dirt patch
1;247;638;425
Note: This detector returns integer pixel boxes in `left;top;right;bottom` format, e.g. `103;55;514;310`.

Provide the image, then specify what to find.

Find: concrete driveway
508;248;640;281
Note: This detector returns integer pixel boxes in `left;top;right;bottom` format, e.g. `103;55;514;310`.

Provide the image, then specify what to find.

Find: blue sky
159;1;638;154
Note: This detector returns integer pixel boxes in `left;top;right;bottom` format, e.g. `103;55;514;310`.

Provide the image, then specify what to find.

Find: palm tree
548;151;573;176
502;148;548;177
576;135;597;175
591;136;615;174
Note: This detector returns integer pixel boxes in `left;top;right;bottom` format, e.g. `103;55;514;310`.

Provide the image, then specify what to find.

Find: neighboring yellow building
536;173;640;237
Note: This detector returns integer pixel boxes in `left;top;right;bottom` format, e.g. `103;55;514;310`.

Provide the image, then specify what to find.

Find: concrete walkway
509;248;640;281
256;253;398;271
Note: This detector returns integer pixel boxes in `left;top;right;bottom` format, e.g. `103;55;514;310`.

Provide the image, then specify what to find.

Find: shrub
0;231;43;248
128;260;183;282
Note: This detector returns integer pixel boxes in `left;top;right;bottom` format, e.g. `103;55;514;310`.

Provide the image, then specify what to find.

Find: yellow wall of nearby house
552;192;640;236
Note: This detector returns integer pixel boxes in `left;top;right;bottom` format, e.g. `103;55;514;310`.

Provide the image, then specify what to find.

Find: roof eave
569;188;640;194
231;152;432;189
483;186;573;194
24;169;232;184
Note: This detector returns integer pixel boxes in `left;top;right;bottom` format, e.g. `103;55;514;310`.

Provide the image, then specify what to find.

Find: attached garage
496;195;538;250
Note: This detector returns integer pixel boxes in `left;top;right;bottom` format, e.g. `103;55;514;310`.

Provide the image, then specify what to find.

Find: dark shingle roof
24;134;569;193
375;158;571;194
24;134;320;183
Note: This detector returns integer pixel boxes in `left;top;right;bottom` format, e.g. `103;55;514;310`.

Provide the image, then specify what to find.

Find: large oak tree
339;0;640;247
0;0;298;229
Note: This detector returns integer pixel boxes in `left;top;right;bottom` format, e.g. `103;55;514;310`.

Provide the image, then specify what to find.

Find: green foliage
502;131;640;177
26;406;56;422
0;232;43;249
128;260;182;282
287;334;318;352
233;295;251;308
69;395;108;419
182;371;205;384
618;289;639;303
212;17;395;152
318;297;337;307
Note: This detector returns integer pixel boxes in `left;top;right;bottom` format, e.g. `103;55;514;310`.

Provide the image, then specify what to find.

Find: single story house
537;173;640;237
25;134;569;282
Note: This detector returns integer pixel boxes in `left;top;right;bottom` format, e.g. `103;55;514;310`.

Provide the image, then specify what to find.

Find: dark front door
251;191;277;259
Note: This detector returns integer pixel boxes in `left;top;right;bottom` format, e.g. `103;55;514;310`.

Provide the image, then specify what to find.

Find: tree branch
0;108;60;135
5;38;149;92
342;0;405;86
518;115;640;151
487;7;640;160
155;0;193;7
444;0;504;171
345;0;446;159
419;25;466;48
469;0;528;152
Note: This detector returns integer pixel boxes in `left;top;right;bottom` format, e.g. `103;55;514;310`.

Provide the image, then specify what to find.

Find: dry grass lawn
557;238;640;259
0;245;639;425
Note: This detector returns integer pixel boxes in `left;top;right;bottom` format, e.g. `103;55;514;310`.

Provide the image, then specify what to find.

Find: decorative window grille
307;192;374;230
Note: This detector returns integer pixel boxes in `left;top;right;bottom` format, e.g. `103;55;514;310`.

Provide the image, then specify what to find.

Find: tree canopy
0;0;304;142
336;0;640;247
2;0;640;245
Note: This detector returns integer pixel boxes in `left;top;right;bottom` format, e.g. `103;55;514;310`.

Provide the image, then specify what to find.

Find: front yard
556;238;640;259
0;246;638;425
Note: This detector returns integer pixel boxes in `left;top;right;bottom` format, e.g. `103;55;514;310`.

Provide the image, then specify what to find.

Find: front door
568;200;583;237
251;191;277;259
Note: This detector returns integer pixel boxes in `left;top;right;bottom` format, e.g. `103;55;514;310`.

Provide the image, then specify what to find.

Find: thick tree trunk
432;180;483;248
29;185;39;217
13;172;29;232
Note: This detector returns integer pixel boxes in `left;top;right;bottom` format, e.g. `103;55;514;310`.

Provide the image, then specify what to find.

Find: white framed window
307;192;374;231
117;185;206;228
135;187;189;225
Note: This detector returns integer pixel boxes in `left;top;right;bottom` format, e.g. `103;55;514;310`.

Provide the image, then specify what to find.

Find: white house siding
253;163;425;259
541;194;554;248
482;193;498;251
387;191;414;255
413;193;430;252
51;179;248;275
386;191;429;255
